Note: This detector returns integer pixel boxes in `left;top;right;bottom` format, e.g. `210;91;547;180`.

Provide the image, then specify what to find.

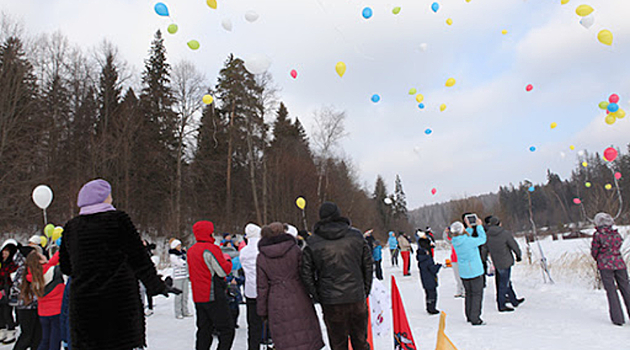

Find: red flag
392;276;417;350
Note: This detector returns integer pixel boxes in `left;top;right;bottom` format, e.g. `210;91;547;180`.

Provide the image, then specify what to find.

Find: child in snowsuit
373;241;383;280
416;232;442;315
226;257;244;329
169;239;191;319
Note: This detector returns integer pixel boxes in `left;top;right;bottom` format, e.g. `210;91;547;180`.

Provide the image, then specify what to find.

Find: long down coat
257;234;324;350
60;211;166;350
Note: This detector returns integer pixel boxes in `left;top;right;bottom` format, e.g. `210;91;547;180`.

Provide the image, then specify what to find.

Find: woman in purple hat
59;179;180;350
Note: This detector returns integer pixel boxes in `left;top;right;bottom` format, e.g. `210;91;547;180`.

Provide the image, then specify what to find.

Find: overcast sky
3;0;630;209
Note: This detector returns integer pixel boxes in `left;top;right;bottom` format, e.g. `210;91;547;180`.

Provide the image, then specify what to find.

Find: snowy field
2;232;629;349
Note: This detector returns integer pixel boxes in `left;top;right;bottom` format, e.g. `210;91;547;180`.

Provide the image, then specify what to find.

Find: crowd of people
0;178;628;350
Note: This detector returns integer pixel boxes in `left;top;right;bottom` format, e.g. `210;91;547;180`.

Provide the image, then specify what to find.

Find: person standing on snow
416;231;442;315
188;220;234;350
169;239;192;319
398;233;413;276
11;243;42;350
0;239;18;344
239;223;264;350
373;241;384;281
591;213;630;326
485;217;524;312
257;223;324;350
301;202;373;350
388;231;399;266
443;228;465;298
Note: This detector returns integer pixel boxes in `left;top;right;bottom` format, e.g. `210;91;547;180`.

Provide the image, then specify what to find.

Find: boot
3;329;16;344
426;300;440;315
0;329;6;343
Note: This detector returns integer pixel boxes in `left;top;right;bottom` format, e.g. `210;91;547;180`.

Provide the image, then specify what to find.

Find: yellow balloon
570;145;575;150
415;94;424;103
408;88;417;95
446;18;453;26
40;236;48;247
202;95;214;105
296;197;306;210
605;115;616;125
585;182;592;188
582;161;588;167
335;62;346;77
445;78;456;87
207;0;218;9
561;0;570;4
616;109;626;119
501;30;508;35
550;122;558;129
598;30;613;46
605;184;613;190
52;227;63;241
440;104;447;112
575;5;593;17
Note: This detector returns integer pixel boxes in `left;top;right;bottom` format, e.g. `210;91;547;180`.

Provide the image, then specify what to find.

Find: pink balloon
604;147;618;162
525;84;533;92
290;70;298;79
609;94;620;104
431;188;437;195
615;172;622;180
573;198;582;205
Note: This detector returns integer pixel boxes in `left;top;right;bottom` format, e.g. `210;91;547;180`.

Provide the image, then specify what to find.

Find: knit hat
489;217;501;226
245;223;261;239
450;221;465;235
594;213;615;227
319;202;341;220
29;235;42;245
170;239;182;249
77;179;112;208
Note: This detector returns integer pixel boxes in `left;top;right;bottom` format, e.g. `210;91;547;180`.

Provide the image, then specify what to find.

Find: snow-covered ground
3;234;629;349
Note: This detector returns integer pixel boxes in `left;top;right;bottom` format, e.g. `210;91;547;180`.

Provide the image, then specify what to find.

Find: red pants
401;251;411;276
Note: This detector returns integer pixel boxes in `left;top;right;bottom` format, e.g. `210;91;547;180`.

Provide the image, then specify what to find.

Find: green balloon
393;7;401;15
409;88;417;95
44;224;55;238
187;40;200;50
167;24;178;34
599;101;609;110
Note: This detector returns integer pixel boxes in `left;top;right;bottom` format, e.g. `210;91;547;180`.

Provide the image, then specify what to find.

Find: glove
161;285;182;298
516;256;522;263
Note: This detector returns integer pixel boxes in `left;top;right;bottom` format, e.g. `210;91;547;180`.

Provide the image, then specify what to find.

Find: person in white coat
239;223;263;350
169;239;192;319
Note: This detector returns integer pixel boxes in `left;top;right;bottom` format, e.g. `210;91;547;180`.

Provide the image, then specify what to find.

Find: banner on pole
391;276;417;350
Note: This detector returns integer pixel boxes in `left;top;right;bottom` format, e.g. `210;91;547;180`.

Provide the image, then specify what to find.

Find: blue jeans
38;315;61;350
496;267;519;309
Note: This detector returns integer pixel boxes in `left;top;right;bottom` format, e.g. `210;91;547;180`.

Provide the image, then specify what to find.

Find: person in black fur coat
59;179;180;350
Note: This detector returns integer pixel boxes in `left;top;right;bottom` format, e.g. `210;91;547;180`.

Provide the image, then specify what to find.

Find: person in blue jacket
373;241;383;280
387;232;399;266
451;216;487;326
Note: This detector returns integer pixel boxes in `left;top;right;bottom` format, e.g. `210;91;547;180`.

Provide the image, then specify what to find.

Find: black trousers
600;269;630;325
195;298;235;350
374;260;383;280
0;303;15;330
13;309;41;350
322;301;370;350
424;288;438;313
246;298;263;350
462;276;485;324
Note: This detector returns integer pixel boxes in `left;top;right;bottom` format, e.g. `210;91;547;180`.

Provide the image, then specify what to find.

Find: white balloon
222;18;233;32
420;43;428;52
245;10;259;23
580;14;594;29
244;53;272;75
32;185;53;210
383;197;393;205
560;152;566;158
578;150;585;157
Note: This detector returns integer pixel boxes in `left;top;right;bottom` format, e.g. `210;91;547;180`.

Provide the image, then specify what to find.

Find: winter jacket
241;237;260;299
188;221;232;303
9;246;37;309
417;236;435;258
0;241;18;293
373;245;383;262
452;226;487;279
416;249;441;290
169;249;189;280
257;234;324;350
397;235;413;252
591;226;627;270
388;232;398;250
27;251;65;317
486;225;522;270
301;217;373;305
60;210;167;350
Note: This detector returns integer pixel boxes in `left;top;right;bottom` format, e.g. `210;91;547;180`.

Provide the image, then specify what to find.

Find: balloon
573;198;582;205
187;40;200;50
578;150;585;156
440;104;446;112
605;184;613;190
502;30;508;35
604;147;618;162
425;128;432;135
362;7;373;19
384;197;393;205
615;172;622;180
570;145;575;150
550;122;558;129
52;227;63;241
202;95;214;105
44;224;54;238
244;54;272;75
392;7;401;15
615;109;626;119
295;197;306;210
446;18;453;26
245;11;259;22
40;236;48;248
335;62;346;77
32;185;53;210
609;94;620;103
290;70;298;79
607;103;619;113
431;2;439;13
561;0;570;4
420;43;428;52
599;101;609;110
560;152;566;158
167;24;178;34
431;188;437;195
605;115;616;125
526;84;533;92
222;18;233;32
585;182;592;188
582;161;588;167
409;88;417;95
371;94;380;103
207;0;217;9
445;78;456;87
528;186;535;192
415;94;424;103
154;3;169;17
575;5;594;17
580;14;594;29
598;29;613;46
529;146;536;152
418;103;425;109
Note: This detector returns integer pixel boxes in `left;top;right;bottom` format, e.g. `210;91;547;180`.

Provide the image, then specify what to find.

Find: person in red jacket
188;220;234;350
23;250;65;350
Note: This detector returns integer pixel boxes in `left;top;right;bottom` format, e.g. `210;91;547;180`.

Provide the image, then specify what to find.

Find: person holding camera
486;217;524;312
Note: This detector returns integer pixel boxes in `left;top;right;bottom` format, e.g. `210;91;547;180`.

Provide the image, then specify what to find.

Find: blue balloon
431;2;439;13
155;2;169;17
371;94;380;103
529;146;536;152
608;103;619;113
425;128;432;135
528;186;535;192
418;103;425;109
362;7;373;19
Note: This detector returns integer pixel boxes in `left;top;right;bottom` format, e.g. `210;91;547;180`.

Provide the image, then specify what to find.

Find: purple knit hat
77;179;112;208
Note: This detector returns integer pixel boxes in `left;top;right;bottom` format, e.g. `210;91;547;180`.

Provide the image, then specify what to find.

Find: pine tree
394;174;408;220
373;175;391;230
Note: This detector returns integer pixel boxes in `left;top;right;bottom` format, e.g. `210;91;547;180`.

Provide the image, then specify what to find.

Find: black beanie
489;217;501;226
319;202;341;220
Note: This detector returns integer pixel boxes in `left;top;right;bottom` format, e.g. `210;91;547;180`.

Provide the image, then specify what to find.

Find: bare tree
312;106;348;204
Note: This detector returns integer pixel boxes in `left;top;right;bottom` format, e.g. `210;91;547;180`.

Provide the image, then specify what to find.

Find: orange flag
435;312;458;350
392;276;417;350
349;298;374;350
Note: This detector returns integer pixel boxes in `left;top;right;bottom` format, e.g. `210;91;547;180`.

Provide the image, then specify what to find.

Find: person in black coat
486;217;524;312
416;232;442;315
59;179;180;350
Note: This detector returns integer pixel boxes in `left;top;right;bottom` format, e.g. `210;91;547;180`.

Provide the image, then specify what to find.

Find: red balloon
604;147;618;162
615;172;622;180
431;188;437;195
609;94;620;104
290;70;298;79
525;84;533;92
573;198;582;205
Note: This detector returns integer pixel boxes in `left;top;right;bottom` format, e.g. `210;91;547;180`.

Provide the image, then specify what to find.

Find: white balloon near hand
222;18;233;32
245;11;259;23
244;54;272;75
580;14;594;29
32;185;53;209
384;197;393;205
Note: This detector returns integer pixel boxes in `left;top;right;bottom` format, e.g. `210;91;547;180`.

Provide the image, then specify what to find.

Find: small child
226;256;244;328
416;231;441;315
169;239;191;319
372;241;383;280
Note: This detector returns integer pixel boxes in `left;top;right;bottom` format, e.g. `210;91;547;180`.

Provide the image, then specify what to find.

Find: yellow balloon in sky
585;182;592;188
575;5;593;17
502;30;508;35
207;0;218;9
416;94;424;103
202;95;214;105
550;122;558;129
582;161;588;167
296;197;306;210
605;114;616;125
598;29;613;46
561;0;570;4
409;88;417;95
440;104;447;112
570;145;576;150
616;109;626;119
446;18;453;26
445;78;456;87
605;184;613;190
335;62;346;77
